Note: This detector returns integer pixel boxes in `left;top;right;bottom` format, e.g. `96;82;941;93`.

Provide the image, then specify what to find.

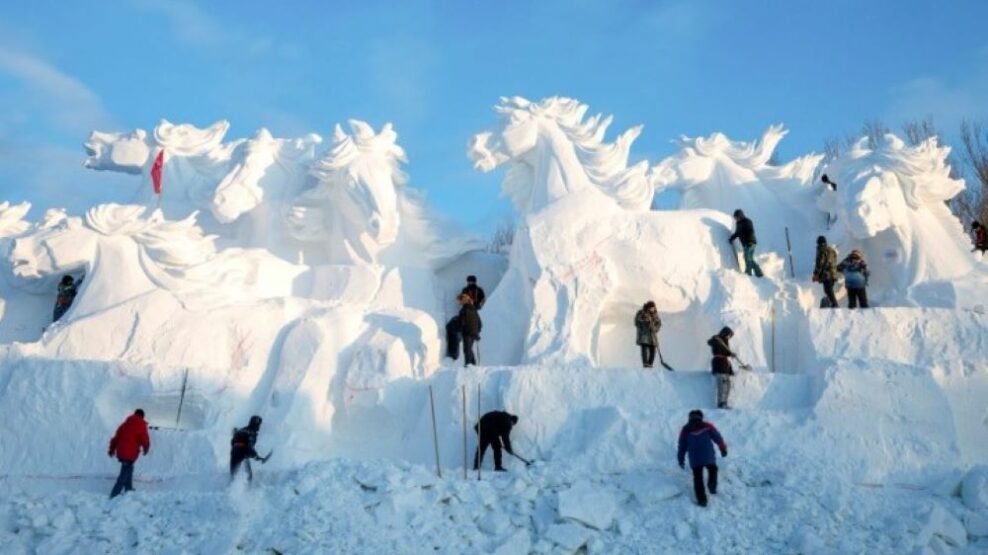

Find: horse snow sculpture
84;120;321;261
288;120;475;269
822;134;986;304
651;125;826;277
468;97;754;368
0;202;56;343
8;204;305;317
469;96;654;214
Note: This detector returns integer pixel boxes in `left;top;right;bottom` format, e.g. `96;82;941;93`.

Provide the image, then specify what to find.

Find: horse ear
348;120;375;140
332;124;347;143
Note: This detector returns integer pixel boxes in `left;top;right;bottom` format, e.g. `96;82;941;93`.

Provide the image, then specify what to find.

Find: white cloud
0;46;116;134
126;0;233;47
887;49;988;131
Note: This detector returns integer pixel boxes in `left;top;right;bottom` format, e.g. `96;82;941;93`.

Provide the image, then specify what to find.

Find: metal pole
428;385;442;478
462;385;467;480
476;384;482;481
785;227;796;279
175;368;189;428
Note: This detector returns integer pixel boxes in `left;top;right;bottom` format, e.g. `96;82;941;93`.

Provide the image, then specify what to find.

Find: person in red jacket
108;408;150;498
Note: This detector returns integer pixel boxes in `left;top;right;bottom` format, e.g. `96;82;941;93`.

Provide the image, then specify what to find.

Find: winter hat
61;275;74;285
733;209;744;218
688;409;703;421
510;414;519;424
644;301;656;310
134;409;145;418
249;415;263;429
719;326;734;338
816;235;827;245
974;221;982;230
850;249;863;259
466;275;477;283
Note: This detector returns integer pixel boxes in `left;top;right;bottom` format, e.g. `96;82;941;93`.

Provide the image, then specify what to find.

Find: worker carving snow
460;275;486;310
230;415;266;482
813;235;839;308
837;250;871;309
458;293;482;367
108;408;150;498
708;327;748;409
677;410;728;507
52;275;81;322
473;411;519;472
729;209;763;278
634;301;662;368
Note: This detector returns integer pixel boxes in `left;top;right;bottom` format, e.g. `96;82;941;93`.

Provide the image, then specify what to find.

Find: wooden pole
428;385;442;478
770;305;776;373
462;385;468;480
785;227;796;279
175;368;189;428
476;384;482;481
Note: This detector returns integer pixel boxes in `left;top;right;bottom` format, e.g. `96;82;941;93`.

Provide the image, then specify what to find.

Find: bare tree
901;116;938;146
957;119;988;226
860;119;890;149
487;218;515;254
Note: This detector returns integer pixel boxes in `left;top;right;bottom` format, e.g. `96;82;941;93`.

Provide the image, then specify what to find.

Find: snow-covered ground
0;96;987;553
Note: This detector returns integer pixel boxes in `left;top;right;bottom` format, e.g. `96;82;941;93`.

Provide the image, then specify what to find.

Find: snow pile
3;457;987;554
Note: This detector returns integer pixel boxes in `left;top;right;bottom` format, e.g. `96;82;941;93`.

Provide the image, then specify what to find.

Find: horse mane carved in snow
8;204;299;310
468;96;654;214
822;133;979;295
287;120;474;267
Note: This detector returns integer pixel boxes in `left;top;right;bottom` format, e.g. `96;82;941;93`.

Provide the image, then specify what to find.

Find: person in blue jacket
677;409;728;507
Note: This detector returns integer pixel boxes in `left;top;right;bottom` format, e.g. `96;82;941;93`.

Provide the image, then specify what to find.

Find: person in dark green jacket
812;236;839;308
634;301;661;368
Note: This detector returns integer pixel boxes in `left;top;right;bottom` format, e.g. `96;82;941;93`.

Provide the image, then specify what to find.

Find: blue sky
2;0;987;234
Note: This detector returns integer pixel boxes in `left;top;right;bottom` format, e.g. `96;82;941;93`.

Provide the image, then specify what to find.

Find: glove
143;448;149;456
720;447;728;457
811;274;819;283
108;450;114;457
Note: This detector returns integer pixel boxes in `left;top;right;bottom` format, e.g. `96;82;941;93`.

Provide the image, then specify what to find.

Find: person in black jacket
461;275;486;309
458;293;482;366
473;410;519;471
230;415;265;482
707;327;748;409
728;209;763;278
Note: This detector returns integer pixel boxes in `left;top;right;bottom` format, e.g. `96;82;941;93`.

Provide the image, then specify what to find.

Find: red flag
150;150;164;195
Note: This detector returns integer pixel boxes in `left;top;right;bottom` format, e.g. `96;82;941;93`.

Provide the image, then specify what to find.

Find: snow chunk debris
961;465;988;512
545;522;589;552
557;481;617;530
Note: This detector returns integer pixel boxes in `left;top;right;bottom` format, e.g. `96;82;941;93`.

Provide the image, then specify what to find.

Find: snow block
545;522;589;552
965;512;988;538
914;505;967;549
557;481;617;531
961;465;988;512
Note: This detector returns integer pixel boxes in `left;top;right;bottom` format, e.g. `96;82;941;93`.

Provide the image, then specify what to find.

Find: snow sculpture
0;201;31;238
469;97;752;367
823;134;984;302
8;203;307;315
469;96;654;214
288;120;477;269
85;120;322;260
652;125;826;276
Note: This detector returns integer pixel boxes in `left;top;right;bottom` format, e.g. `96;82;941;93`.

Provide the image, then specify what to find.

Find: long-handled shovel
656;343;675;372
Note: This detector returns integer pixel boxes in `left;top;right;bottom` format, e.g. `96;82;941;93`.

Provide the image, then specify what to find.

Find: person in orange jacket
108;408;150;498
